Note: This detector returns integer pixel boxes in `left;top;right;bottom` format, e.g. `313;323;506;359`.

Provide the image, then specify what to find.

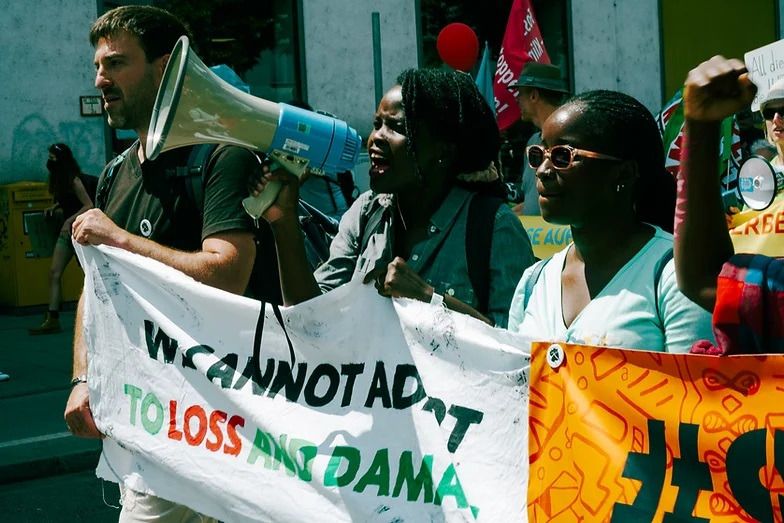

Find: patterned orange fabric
529;341;784;522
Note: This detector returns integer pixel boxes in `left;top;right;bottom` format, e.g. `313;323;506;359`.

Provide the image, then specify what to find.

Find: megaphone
146;36;362;218
737;155;784;211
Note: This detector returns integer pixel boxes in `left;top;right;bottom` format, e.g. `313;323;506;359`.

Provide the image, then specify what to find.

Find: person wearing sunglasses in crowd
759;78;784;169
507;90;713;353
674;56;784;355
251;68;535;327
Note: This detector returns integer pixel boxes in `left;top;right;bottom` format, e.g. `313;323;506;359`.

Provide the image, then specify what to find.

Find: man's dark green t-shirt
97;142;254;251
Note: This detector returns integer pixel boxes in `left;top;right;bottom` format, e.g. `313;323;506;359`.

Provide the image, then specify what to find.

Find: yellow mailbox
0;181;83;308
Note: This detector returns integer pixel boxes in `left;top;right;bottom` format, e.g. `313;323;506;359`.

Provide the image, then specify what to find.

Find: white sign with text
75;243;532;522
745;39;784;111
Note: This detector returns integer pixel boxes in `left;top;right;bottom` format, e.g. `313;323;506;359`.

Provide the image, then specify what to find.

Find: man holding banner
64;6;257;522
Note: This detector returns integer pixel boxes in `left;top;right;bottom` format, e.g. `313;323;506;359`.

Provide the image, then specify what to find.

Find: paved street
0;309;112;520
0;470;120;522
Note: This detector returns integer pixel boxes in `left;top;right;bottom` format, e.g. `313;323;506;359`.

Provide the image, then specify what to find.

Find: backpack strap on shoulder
654;247;674;325
522;257;550;312
465;193;504;315
297;199;339;268
167;143;221;213
96;141;137;209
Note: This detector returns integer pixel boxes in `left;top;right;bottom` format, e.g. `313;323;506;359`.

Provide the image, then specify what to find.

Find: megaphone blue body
270;103;360;175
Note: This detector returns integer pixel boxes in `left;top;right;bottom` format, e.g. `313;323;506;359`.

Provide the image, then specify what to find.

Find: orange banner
528;341;784;522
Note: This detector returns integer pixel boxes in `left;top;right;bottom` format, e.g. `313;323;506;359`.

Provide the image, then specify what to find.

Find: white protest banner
74;243;531;522
745;38;784;111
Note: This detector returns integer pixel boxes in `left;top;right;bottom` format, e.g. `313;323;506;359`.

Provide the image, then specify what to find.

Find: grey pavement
0;310;101;485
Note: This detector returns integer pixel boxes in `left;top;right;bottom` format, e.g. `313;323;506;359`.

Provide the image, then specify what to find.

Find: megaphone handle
242;180;282;220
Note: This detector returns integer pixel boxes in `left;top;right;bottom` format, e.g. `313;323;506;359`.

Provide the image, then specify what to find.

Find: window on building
96;0;303;153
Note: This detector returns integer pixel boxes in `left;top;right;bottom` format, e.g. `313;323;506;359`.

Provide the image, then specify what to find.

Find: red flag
494;0;551;130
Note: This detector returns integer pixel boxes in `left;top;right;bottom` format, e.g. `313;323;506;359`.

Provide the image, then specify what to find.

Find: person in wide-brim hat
511;62;570;94
511;62;570;216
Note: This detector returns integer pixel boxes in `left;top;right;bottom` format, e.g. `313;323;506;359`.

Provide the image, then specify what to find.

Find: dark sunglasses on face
762;106;784;121
526;144;622;170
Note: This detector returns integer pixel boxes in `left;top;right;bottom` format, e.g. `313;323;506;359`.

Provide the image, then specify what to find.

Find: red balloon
437;23;479;72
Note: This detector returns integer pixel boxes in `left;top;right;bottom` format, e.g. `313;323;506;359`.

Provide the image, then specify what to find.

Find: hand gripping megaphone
737;155;784;211
145;36;362;218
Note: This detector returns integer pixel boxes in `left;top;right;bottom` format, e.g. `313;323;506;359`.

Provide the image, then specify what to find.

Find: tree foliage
159;0;275;74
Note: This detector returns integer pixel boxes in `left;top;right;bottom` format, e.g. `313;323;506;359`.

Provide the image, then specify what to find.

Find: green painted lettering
247;429;274;467
435;463;468;509
392;451;434;503
353;448;390;495
124;383;143;426
324;446;361;487
140;391;164;435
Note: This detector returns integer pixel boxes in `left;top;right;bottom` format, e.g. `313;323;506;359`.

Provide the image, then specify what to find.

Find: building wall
301;0;419;141
570;0;662;113
0;0;105;185
661;0;777;104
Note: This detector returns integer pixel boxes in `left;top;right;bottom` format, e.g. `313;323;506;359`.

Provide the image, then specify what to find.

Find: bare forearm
114;232;249;294
676;119;734;309
72;294;87;377
442;294;492;325
270;217;322;305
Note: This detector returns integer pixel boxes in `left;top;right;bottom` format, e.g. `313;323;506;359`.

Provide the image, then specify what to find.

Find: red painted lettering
225;415;245;456
205;410;227;452
168;400;182;441
183;405;208;446
763;213;774;234
747;217;760;235
777;211;784;233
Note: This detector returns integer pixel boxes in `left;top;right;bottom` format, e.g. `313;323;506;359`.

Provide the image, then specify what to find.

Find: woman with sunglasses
29;143;94;335
507;90;713;353
760;78;784;168
252;68;535;326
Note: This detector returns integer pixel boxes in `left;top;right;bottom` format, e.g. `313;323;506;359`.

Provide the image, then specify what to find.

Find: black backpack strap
166;144;221;213
522;257;550;312
465;194;504;315
653;248;674;325
95;141;137;210
297;200;338;269
299;199;339;237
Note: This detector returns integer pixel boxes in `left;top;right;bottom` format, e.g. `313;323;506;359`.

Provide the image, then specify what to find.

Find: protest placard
729;198;784;256
529;341;784;522
75;243;531;522
745;38;784;111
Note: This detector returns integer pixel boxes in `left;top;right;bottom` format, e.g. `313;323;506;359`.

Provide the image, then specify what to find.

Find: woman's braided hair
563;90;675;232
396;68;500;178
